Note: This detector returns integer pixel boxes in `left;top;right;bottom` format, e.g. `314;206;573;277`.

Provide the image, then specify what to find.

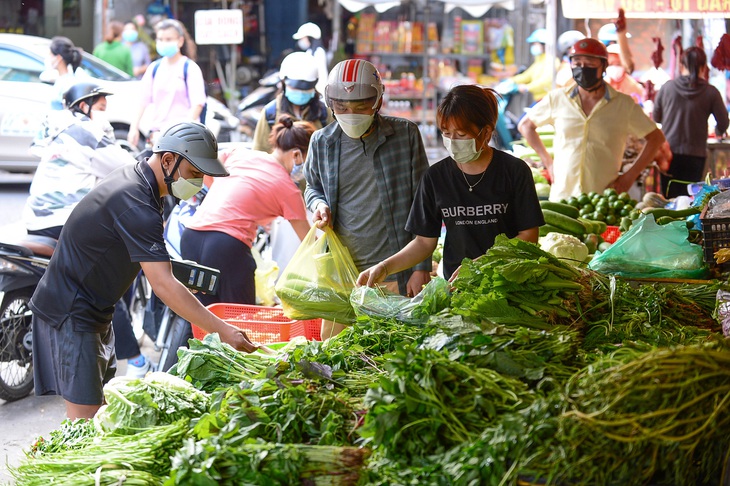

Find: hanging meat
645;79;656;103
711;33;730;71
696;35;704;50
651;37;664;69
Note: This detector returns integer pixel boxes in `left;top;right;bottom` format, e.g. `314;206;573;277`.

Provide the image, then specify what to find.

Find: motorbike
0;233;217;402
236;69;281;141
0;235;55;402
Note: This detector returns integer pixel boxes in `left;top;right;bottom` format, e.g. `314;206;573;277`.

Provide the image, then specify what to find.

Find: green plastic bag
275;226;358;323
588;214;709;279
350;277;452;325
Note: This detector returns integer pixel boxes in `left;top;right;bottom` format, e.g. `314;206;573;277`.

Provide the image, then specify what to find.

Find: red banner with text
562;0;730;19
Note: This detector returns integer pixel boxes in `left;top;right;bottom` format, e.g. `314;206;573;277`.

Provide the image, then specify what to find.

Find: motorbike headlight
0;257;34;275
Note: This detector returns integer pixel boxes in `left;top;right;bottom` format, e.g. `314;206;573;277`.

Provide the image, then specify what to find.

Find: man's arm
408;123;432;275
140;260;257;352
518;116;554;181
609;128;665;194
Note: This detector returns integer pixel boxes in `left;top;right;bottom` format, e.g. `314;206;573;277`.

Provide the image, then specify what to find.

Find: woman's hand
357;262;388;288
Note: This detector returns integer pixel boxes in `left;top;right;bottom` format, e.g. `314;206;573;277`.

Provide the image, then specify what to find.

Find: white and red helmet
325;59;384;110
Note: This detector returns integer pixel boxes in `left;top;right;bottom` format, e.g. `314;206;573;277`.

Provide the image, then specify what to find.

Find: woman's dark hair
105;20;124;43
269;114;315;153
681;47;707;88
437;84;499;136
155;19;197;61
50;36;82;72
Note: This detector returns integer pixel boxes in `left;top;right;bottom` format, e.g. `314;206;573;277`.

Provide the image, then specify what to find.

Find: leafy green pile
12;420;188;486
94;372;209;434
360;347;534;458
193;374;361;446
28;419;96;457
522;344;730;485
168;438;370;486
169;333;272;392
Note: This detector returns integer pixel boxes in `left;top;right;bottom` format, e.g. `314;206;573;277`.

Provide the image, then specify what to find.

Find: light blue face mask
122;30;139;43
156;41;179;58
290;162;304;184
285;88;315;106
530;44;543;57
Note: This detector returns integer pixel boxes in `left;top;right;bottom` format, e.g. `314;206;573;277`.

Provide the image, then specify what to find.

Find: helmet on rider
526;28;548;45
557;30;585;57
153;121;228;177
64;81;113;115
280;51;319;91
597;23;631;45
292;22;321;40
569;38;608;62
325;59;384;111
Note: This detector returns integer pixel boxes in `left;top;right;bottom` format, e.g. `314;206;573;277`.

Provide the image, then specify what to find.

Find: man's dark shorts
32;314;117;405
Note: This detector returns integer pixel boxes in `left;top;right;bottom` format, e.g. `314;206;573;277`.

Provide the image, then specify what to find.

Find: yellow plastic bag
275;226;358;323
252;247;279;307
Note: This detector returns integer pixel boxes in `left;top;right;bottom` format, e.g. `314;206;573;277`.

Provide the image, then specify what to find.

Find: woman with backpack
127;19;206;148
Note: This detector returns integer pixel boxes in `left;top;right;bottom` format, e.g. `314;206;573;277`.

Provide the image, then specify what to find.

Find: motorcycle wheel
0;289;35;402
157;315;193;373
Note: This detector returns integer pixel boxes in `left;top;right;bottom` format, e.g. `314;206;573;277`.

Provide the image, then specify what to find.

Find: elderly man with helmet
31;121;259;421
304;59;431;338
518;38;665;202
252;51;332;154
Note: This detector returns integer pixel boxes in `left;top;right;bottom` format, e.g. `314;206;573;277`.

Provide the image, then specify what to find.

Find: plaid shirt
304;114;431;293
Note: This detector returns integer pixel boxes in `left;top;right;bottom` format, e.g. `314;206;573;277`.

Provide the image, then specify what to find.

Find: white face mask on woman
605;65;625;82
442;137;483;164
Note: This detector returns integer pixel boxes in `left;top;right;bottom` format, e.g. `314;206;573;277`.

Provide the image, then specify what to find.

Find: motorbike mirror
259;70;281;88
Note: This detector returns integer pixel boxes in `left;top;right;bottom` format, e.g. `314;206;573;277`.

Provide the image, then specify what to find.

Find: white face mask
530;44;543;57
605;65;625;82
171;171;204;200
442;137;482;164
297;38;311;51
337;113;374;139
90;109;110;126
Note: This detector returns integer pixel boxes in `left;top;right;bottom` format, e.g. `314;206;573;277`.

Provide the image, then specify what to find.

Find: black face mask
572;66;603;91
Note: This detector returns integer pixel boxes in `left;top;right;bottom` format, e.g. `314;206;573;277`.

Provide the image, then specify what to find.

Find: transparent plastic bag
350;277;452;325
588;214;708;279
275;226;358;323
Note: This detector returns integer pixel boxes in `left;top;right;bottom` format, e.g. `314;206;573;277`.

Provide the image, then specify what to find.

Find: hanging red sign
562;0;730;19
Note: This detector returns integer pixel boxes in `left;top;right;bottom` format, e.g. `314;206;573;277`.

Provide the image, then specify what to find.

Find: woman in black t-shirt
357;84;544;288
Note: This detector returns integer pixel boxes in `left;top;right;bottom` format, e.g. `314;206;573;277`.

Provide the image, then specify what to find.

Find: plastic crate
193;303;321;343
601;225;621;244
700;205;730;268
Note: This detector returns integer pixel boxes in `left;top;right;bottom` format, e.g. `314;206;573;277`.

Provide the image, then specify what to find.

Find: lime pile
559;189;638;227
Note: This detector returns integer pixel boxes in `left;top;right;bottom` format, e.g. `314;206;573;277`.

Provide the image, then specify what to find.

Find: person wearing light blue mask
507;28;559;104
123;20;151;79
252;51;333;154
180;115;314;308
128;18;206;149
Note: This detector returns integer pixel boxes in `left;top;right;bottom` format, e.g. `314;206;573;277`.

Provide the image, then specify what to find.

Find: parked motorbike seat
5;235;58;258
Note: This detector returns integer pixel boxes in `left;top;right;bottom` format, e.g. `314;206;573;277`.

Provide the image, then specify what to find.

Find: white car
0;33;237;173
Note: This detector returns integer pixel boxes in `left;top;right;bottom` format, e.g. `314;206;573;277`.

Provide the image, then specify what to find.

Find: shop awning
337;0;518;16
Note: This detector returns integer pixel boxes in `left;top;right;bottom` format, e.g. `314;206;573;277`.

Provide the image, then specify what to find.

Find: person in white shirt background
292;22;329;95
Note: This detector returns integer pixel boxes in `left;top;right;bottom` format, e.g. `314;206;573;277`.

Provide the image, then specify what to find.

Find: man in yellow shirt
517;38;665;202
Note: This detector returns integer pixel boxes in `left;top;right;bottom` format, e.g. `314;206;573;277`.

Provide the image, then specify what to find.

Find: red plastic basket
193;303;321;343
601;225;621;244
